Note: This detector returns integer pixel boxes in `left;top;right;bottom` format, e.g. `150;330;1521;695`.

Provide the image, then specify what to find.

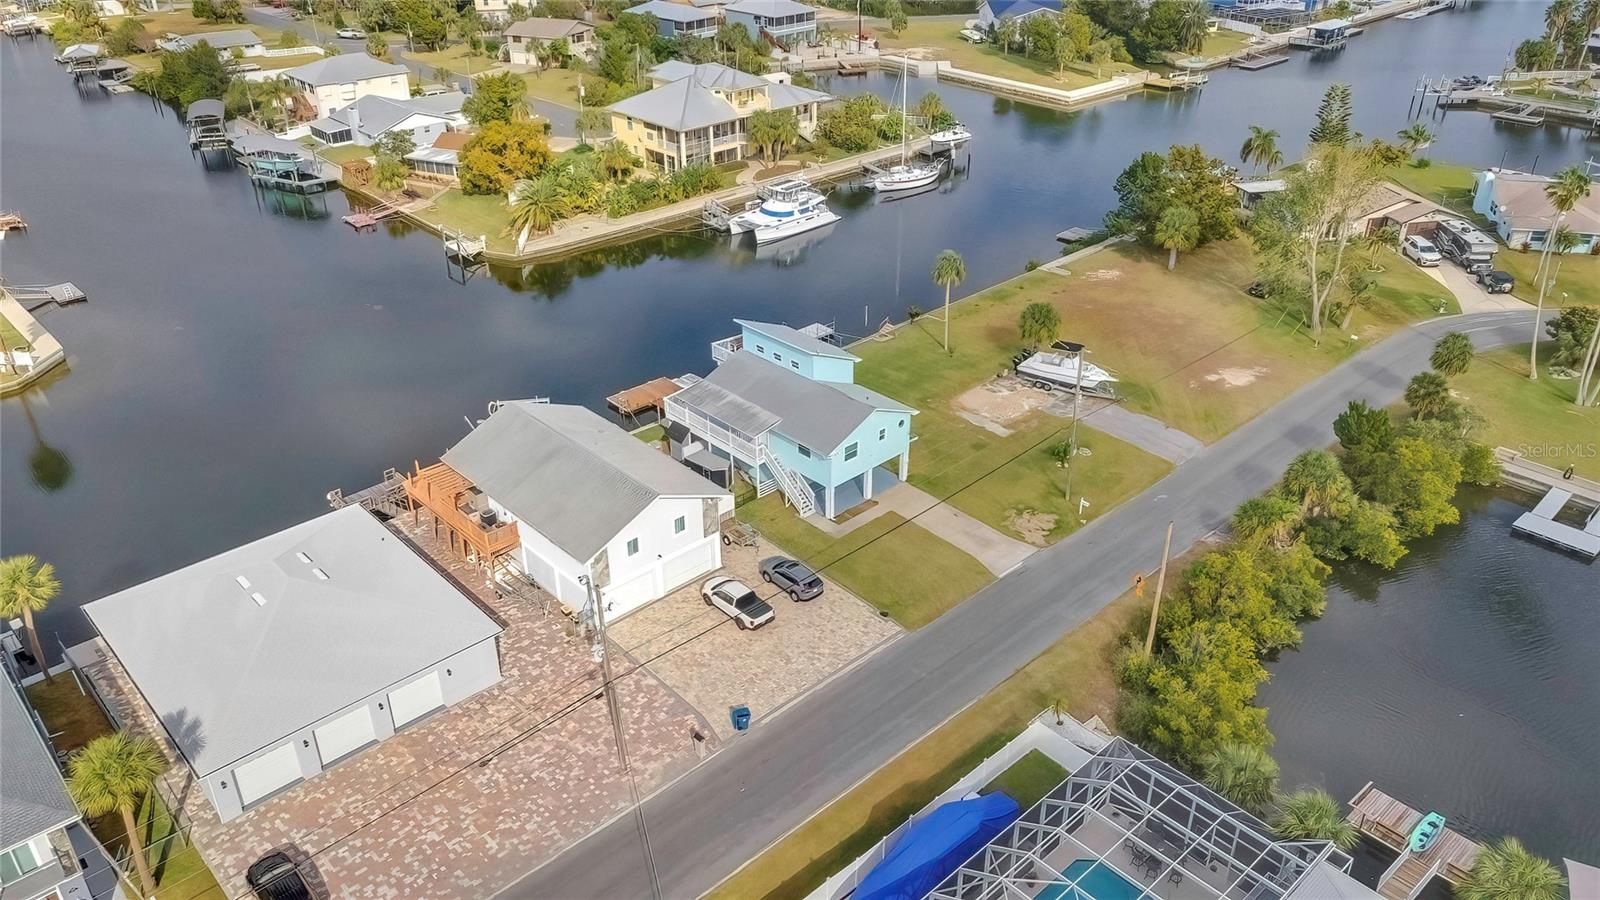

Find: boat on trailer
726;177;841;244
1015;346;1119;397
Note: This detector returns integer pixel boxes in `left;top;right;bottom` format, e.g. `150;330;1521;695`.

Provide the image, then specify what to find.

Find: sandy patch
1204;366;1269;388
1005;509;1059;546
954;376;1053;428
896;46;940;60
1079;269;1123;282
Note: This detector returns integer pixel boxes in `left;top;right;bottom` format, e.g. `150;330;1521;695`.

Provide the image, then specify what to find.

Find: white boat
726;178;842;244
929;123;972;151
870;58;944;193
1015;348;1119;397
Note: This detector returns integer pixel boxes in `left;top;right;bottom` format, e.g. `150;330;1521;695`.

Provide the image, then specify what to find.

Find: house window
844;442;859;461
0;840;45;883
674;516;686;534
627;538;640;556
755;344;765;353
791;360;800;370
879;428;887;441
773;352;783;362
798;445;811;458
899;419;906;427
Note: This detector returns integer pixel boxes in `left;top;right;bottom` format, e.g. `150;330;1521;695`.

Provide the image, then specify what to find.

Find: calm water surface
2;0;1596;863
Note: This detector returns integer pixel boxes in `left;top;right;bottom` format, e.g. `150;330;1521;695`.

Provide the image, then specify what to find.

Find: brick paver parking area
76;508;718;900
608;539;903;739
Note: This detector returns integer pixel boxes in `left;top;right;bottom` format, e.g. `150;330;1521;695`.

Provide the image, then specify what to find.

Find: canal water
1;0;1595;864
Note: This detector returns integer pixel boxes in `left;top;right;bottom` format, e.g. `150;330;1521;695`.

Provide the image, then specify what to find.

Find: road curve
500;310;1538;900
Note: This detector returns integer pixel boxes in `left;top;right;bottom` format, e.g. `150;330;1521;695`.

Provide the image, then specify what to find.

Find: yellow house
608;62;831;172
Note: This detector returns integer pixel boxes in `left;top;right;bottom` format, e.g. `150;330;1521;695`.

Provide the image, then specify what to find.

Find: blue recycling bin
730;704;752;732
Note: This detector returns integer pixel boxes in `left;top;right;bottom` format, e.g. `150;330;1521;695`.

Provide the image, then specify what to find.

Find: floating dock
606;374;700;420
1511;487;1600;559
1232;52;1290;70
1348;783;1482;900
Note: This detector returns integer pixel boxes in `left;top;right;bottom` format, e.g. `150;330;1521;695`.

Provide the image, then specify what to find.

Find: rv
1432;218;1499;272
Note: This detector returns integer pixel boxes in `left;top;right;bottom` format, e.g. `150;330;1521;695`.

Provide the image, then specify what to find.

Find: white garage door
388;673;444;729
314;706;377;765
604;570;656;617
233;743;303;807
661;541;717;591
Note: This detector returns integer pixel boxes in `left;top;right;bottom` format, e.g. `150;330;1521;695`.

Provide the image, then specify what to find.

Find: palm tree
1155;204;1200;270
996;17;1019;56
1272;789;1359;850
1529;166;1592;380
506;175;566;248
1199;744;1279;815
1239;125;1282;174
1018;301;1062;349
1396;122;1433;159
1430;331;1475;377
0;556;60;681
66;732;167;898
599;141;638;181
1231;494;1302;548
1456;837;1566;900
1404;371;1451;418
1279;450;1349;517
931;249;966;353
575;107;610;146
1175;0;1211;55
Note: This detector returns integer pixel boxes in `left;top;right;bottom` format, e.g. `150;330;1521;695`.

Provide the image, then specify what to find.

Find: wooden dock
607;376;689;419
1348;783;1481;899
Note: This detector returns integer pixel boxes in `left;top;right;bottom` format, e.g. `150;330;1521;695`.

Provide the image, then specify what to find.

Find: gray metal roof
611;77;738;130
724;0;815;17
737;319;858;360
443;402;729;562
282;52;407;87
183;28;261;49
765;80;832;111
82;506;502;776
331;94;455;136
186;98;225;120
231;132;313;160
676;352;913;453
626;0;718;22
650;60;769;91
504;16;593;39
1;672;79;849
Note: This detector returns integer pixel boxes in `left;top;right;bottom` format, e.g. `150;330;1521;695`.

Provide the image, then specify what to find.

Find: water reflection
16;392;74;494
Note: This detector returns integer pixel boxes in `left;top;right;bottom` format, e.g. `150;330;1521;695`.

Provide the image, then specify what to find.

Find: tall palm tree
1429;331;1475;377
1272;789;1359;850
1239;125;1282;174
66;732;167;898
1396;122;1433;159
1175;0;1211;55
506;175;566;248
1544;0;1576;42
1155;204;1200;270
1279;450;1349;517
1405;371;1452;418
1456;837;1565;900
931;249;966;353
0;555;60;681
1199;743;1279;815
1529;166;1593;380
599;141;638;180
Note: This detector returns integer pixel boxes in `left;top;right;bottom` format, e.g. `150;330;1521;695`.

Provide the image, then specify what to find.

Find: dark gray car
759;556;824;601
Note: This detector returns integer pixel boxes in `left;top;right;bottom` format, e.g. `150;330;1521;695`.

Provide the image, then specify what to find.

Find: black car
1477;270;1515;294
759;556;825;601
247;852;314;900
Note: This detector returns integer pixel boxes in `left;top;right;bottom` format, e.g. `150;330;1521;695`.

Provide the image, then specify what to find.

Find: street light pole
1063;344;1087;503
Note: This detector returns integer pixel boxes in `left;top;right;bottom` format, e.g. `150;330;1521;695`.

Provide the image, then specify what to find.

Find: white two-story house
280;52;410;119
443;401;734;621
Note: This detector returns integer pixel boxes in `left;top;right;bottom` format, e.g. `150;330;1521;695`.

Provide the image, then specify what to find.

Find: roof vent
312;568;329;581
235;575;252;590
250;592;268;607
295;552;314;564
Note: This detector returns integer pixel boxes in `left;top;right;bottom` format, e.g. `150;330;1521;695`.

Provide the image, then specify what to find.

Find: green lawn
876;19;1140;92
633;423;666;444
707;570;1154;900
26;678;109;755
1452;345;1600;480
738;495;993;629
2;312;31;352
408;189;518;253
1166;28;1253;64
1388;160;1481;214
982;749;1070;810
408;43;498;77
520;67;588;108
317;143;372;164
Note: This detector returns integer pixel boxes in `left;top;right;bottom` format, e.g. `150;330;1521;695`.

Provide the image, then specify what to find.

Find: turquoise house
665;320;917;519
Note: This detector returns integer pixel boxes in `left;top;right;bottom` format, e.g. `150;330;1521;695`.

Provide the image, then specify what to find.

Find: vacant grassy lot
408;189;517;252
408;43;497;77
983;748;1070;809
520;67;588;108
317;143;371;164
876;19;1140;92
2;312;31;352
1452;345;1600;480
738;495;992;629
706;571;1150;900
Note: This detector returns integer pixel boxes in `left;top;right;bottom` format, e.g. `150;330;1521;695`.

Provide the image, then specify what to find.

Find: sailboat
869;58;943;193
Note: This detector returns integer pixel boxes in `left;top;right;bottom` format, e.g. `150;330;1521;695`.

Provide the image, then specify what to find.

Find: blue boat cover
852;793;1021;900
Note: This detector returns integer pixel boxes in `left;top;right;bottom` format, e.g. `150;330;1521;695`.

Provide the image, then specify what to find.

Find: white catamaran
870;58;943;193
726;177;841;244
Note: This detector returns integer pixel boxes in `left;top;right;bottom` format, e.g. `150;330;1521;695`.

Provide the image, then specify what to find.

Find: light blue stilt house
665;320;917;519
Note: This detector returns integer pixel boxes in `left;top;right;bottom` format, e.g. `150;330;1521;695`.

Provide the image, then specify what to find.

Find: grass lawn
317;143;372;164
1166;28;1253;64
1452;345;1600;480
408;189;518;253
633;423;666;444
520;67;588;108
408;43;498;77
26;678;224;899
706;571;1149;900
1388;160;1481;213
982;748;1069;809
738;494;993;629
876;19;1138;92
2;312;31;353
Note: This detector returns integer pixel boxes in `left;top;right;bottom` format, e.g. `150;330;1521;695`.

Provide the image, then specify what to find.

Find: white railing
262;45;326;58
710;334;742;364
664;398;764;464
760;448;816;517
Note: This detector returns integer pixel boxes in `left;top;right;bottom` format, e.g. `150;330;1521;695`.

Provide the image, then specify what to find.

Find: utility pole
1144;521;1175;655
581;571;663;900
1062;342;1087;503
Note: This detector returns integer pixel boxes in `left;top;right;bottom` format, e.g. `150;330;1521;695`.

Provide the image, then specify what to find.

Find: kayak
1409;812;1446;853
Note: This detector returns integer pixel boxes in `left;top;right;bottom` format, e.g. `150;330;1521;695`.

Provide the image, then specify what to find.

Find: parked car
1401;235;1442;267
959;27;986;43
247;852;314;900
702;577;775;629
335;27;366;39
759;556;824;601
1477;269;1515;293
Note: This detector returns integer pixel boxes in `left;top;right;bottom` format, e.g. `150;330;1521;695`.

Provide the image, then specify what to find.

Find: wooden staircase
1378;855;1441;899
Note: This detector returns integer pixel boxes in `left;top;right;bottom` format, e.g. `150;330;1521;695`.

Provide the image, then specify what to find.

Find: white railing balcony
711;334;743;364
665;398;764;464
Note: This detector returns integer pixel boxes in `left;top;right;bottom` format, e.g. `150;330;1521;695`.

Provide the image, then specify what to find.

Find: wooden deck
1348;782;1481;899
400;461;521;567
606;376;685;418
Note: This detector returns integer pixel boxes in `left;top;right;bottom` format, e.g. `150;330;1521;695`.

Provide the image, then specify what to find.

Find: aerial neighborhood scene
4;0;1600;896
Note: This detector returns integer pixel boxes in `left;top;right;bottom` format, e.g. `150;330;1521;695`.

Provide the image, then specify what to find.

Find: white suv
1402;235;1442;267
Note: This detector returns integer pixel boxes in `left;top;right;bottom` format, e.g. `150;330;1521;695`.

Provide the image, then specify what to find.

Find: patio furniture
1169;869;1185;886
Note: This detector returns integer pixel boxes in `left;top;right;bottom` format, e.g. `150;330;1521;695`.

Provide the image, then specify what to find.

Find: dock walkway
1348;783;1481;899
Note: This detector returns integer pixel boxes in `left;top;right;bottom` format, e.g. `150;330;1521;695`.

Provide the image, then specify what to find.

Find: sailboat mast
900;56;909;164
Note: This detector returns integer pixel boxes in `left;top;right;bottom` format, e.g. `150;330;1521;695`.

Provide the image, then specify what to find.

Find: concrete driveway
1424;262;1531;313
608;540;902;739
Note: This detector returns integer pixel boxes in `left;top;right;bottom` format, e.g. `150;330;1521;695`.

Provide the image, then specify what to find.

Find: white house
976;0;1061;29
308;91;467;146
157;27;265;57
81;506;504;823
504;17;596;65
280;52;411;119
1473;167;1600;254
722;0;817;47
443;401;734;621
625;0;722;38
474;0;510;23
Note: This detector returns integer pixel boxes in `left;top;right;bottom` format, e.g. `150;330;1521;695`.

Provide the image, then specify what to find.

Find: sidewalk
813;482;1036;576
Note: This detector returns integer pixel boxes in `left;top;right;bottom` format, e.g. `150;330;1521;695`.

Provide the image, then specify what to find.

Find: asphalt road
501;310;1537;900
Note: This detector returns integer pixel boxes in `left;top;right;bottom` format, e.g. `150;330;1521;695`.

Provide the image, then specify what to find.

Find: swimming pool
1034;859;1145;900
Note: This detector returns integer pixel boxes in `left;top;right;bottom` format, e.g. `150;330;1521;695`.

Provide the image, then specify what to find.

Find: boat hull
752;209;842;244
870;170;941;192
